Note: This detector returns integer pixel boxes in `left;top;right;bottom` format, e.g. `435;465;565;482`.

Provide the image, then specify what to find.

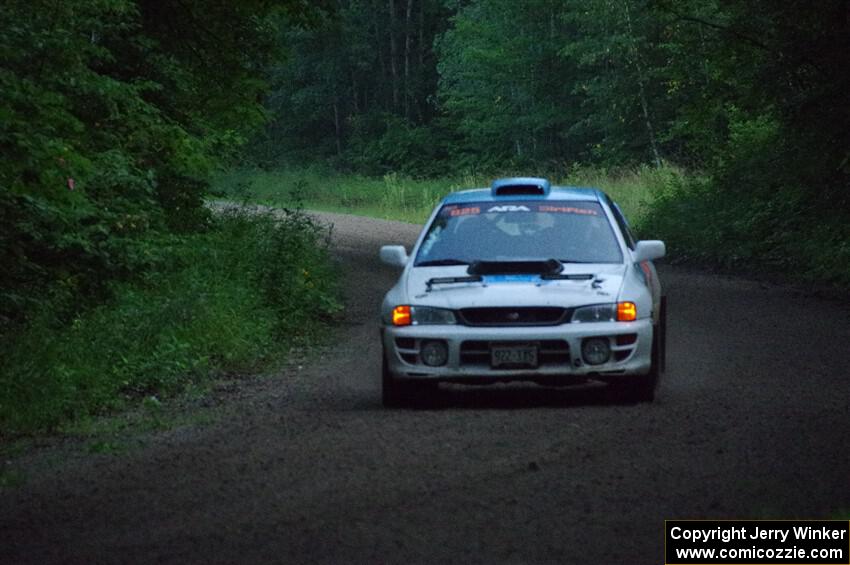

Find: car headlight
571;304;616;323
571;302;638;323
390;305;456;326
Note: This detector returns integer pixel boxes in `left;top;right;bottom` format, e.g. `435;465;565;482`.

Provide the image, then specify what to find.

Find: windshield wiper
417;258;469;267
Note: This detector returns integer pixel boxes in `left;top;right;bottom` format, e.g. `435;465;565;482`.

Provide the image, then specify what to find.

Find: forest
266;1;849;183
1;0;848;433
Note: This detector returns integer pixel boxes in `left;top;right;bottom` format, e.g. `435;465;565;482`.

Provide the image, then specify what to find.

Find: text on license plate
491;345;538;368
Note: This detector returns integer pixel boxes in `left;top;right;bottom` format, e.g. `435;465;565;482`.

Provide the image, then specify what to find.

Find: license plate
490;344;538;368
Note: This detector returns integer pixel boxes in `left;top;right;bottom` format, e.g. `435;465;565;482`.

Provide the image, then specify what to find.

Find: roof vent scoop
491;177;550;197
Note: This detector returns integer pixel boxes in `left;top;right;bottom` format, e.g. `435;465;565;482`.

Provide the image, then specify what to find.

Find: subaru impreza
379;177;666;406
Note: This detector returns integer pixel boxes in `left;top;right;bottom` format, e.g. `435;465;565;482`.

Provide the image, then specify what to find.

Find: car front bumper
382;319;653;383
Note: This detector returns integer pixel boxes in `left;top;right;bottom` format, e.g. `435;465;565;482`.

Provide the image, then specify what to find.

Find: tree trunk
333;98;342;157
372;0;387;110
351;70;360;114
418;0;424;68
388;0;399;110
404;0;413;119
417;0;425;120
622;1;662;168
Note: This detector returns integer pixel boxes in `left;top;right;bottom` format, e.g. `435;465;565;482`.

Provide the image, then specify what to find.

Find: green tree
436;0;582;168
0;0;319;330
257;0;450;174
557;0;676;166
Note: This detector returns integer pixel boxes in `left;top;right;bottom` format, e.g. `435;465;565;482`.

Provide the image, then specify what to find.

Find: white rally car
379;177;666;406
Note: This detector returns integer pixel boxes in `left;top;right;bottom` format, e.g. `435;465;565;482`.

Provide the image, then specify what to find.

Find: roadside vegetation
0;1;336;438
0;208;340;436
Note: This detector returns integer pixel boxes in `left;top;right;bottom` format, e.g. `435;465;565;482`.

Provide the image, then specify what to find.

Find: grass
211;163;677;227
0;206;341;438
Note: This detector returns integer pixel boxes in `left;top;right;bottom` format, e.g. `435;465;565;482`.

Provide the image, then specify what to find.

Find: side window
605;196;636;250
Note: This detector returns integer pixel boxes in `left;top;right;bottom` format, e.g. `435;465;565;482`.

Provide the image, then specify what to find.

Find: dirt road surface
2;212;849;564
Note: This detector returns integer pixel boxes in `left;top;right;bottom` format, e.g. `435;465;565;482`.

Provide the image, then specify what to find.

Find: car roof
442;186;604;205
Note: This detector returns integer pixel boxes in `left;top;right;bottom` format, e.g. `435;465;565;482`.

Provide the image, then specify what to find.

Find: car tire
658;295;667;374
612;347;657;404
382;353;404;408
612;298;665;404
382;351;437;408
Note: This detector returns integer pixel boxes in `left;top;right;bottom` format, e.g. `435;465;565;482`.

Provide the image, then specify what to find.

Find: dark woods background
2;0;849;333
264;1;849;181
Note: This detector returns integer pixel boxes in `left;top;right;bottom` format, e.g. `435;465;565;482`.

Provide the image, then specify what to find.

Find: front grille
460;340;570;367
458;307;570;327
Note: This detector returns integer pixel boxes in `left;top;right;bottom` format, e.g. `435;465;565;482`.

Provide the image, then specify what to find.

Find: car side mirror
380;245;408;267
633;240;666;262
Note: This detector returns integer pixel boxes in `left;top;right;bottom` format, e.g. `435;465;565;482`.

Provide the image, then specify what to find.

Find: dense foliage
255;0;451;175
0;0;319;331
262;0;849;181
0;1;340;435
0;209;340;435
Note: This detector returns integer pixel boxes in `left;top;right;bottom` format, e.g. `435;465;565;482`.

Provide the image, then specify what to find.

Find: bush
640;172;850;286
0;208;340;437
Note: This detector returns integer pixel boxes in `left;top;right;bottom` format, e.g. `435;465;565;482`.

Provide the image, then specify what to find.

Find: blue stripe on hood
483;274;541;283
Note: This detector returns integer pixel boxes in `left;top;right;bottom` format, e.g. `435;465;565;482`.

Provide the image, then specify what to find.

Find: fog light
420;340;448;367
582;338;611;365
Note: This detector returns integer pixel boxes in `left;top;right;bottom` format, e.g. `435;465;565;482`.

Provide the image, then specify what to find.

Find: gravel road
2;211;849;565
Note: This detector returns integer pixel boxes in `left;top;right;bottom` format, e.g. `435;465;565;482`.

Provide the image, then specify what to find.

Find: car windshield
415;201;623;266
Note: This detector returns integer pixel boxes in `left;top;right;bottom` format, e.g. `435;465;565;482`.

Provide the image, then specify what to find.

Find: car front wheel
382;350;437;408
382;353;404;408
612;296;666;404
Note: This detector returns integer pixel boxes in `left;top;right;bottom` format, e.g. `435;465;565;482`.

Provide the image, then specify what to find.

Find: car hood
404;264;626;309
